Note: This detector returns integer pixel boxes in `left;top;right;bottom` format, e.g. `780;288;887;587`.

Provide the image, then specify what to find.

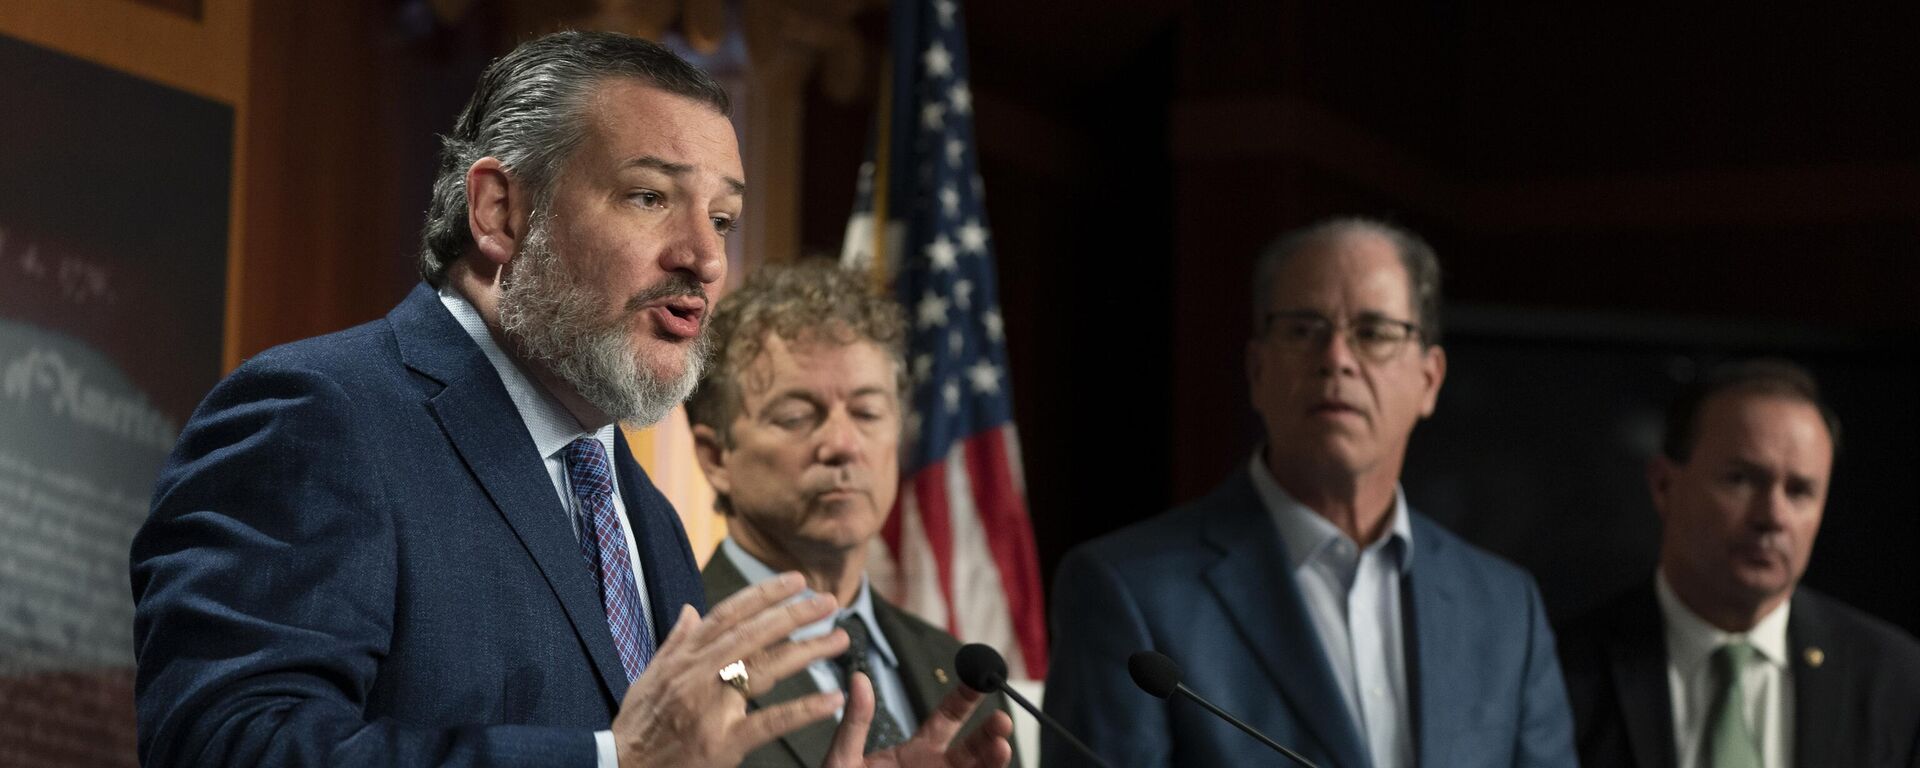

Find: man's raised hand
823;672;1015;768
611;572;851;768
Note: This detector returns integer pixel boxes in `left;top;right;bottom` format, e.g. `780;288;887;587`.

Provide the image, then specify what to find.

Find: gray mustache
623;274;707;313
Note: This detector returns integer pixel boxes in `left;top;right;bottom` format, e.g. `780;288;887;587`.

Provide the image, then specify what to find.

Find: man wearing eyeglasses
1043;218;1577;768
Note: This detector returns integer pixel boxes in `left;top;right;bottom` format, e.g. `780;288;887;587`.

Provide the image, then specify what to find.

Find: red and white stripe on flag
866;424;1047;679
844;0;1051;680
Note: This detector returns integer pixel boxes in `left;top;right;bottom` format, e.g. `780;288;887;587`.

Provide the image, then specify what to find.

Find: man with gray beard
129;32;1012;768
497;210;715;427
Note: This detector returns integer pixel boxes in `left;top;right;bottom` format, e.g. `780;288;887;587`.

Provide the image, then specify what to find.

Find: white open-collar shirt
1249;452;1415;768
1657;570;1793;768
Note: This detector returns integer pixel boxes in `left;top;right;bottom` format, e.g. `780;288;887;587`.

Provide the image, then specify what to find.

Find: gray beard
496;218;711;427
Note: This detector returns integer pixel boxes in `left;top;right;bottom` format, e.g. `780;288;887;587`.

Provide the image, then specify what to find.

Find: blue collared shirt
719;538;916;732
1249;452;1415;768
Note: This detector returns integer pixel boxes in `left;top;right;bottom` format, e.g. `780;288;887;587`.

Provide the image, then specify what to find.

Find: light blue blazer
1042;468;1576;768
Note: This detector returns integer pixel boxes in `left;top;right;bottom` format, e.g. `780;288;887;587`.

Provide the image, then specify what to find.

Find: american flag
841;0;1048;680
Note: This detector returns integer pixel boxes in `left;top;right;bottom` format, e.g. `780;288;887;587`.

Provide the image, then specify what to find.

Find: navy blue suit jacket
130;284;707;766
1043;468;1576;768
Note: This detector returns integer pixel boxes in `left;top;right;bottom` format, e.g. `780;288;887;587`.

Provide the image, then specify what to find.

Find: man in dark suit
685;263;1017;768
1558;360;1920;768
1044;218;1577;768
130;32;1009;768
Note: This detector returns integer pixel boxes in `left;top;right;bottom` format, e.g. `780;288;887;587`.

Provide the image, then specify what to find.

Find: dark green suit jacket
702;547;1021;768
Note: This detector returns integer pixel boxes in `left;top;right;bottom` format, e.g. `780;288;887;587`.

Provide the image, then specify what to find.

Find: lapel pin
1804;647;1825;668
935;668;949;684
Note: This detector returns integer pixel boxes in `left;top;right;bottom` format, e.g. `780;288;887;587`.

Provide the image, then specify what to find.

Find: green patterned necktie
834;615;908;753
1702;641;1763;768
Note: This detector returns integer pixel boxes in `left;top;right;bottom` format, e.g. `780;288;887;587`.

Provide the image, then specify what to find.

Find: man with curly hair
687;262;1018;768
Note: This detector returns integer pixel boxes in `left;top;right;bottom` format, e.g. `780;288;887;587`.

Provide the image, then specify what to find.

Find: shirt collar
1248;450;1414;574
438;287;612;460
1654;568;1792;671
720;538;898;669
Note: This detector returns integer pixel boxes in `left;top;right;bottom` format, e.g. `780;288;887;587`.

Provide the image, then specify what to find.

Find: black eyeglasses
1261;310;1422;362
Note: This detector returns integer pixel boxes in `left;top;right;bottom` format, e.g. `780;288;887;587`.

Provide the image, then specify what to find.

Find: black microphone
954;644;1113;768
1128;651;1323;768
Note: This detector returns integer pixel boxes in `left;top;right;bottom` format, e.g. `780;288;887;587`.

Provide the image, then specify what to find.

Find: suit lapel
1787;591;1849;767
702;550;836;767
1201;473;1369;768
1606;584;1677;768
873;597;949;723
613;432;706;642
1397;571;1423;760
391;285;631;704
1405;515;1464;767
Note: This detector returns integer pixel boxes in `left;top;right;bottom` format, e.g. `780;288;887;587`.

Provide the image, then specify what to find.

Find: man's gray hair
417;30;731;286
1250;217;1444;347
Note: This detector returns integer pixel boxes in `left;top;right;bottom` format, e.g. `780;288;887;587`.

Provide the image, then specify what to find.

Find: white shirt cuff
595;729;618;768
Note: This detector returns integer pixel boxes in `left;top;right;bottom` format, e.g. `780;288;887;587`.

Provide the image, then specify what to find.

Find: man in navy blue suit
130;31;1009;768
1043;218;1576;767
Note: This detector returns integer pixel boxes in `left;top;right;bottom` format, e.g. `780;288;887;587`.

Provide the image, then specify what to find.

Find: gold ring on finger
718;659;751;699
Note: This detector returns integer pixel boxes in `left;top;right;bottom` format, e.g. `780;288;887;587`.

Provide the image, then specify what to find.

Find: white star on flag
958;219;987;254
966;359;1001;394
918;292;950;328
928;236;958;271
924;41;952;78
839;0;1051;684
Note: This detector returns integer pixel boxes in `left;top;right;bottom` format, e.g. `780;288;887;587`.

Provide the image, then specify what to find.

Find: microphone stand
1174;683;1322;768
997;684;1113;768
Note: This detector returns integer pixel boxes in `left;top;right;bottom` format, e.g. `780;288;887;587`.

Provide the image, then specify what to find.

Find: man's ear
1647;455;1676;522
1417;344;1447;418
692;422;730;497
466;157;526;268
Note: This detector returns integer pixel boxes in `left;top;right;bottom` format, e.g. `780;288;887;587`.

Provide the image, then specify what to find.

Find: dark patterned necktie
834;615;908;752
563;437;653;685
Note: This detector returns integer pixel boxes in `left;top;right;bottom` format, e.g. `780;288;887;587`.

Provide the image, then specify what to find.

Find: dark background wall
826;0;1920;634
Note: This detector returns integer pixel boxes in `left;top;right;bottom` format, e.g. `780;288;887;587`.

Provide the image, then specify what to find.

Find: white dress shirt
440;289;650;768
1657;571;1793;768
1248;453;1414;768
719;538;916;731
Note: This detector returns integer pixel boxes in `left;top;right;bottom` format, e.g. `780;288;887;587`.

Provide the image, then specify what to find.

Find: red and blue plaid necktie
564;437;653;684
